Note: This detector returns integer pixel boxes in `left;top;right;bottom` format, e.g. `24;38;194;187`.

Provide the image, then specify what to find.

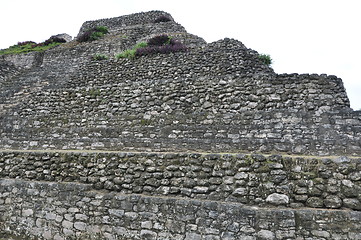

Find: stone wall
1;10;361;239
1;37;360;155
0;61;22;111
0;10;205;123
0;51;41;69
77;10;174;37
1;11;360;155
1;178;361;240
1;151;360;210
0;61;21;81
1;150;361;239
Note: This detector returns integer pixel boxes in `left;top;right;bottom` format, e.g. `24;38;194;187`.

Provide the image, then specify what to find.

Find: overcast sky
1;0;360;110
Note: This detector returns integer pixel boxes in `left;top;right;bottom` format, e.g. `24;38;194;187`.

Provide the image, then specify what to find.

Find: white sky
1;0;360;110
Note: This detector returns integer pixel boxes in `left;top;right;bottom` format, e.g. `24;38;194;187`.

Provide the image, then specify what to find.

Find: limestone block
266;193;289;205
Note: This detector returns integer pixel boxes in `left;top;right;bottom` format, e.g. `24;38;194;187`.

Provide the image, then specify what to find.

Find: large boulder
50;33;72;42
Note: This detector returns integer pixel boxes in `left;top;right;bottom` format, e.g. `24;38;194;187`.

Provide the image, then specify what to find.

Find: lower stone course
1;151;360;210
1;178;361;240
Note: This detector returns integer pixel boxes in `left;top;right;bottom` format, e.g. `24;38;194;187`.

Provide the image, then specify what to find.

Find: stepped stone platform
0;10;361;240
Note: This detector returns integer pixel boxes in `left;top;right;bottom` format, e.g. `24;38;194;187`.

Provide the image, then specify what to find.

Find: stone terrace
0;10;361;240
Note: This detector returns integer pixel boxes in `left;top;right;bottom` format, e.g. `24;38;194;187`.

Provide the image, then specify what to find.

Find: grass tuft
92;54;109;61
116;42;147;59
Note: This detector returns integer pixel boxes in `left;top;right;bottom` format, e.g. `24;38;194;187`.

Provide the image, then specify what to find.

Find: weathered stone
22;209;34;217
341;180;359;197
185;233;202;240
42;231;53;240
109;209;125;217
324;195;342;208
266;193;289;205
0;9;361;240
75;213;88;221
343;198;361;210
140;230;157;240
50;33;72;42
232;187;248;197
311;230;330;239
62;220;73;229
53;233;64;240
45;212;56;220
257;230;275;240
166;219;185;233
306;197;324;208
74;221;87;231
63;228;75;236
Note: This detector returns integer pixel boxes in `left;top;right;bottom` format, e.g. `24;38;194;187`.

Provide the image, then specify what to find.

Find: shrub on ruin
135;42;187;56
95;26;109;34
116;42;148;59
135;35;187;57
44;36;66;45
77;26;109;43
32;36;67;48
147;34;172;46
259;54;272;65
17;41;36;46
154;15;172;23
116;35;187;59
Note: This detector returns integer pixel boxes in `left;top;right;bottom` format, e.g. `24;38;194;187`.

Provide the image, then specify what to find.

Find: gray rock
343;198;361;210
185;233;202;240
62;220;73;229
266;193;289;205
50;33;73;42
311;230;330;239
140;230;157;240
324;195;342;208
257;230;275;240
22;209;33;217
333;156;351;163
232;187;248;197
306;197;324;208
74;221;87;231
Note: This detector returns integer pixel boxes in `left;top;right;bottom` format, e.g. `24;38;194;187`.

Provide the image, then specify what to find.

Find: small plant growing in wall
92;54;109;61
259;54;272;66
77;26;109;43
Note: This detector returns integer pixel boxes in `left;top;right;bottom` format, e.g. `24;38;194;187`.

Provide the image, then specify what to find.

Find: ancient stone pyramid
0;10;360;240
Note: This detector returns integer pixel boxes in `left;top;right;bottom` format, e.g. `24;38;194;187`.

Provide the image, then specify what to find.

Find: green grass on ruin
0;42;62;55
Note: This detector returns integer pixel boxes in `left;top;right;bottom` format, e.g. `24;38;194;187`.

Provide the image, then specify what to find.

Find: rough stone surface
1;10;361;240
0;151;360;210
0;11;360;156
0;179;360;240
266;193;289;205
257;230;275;240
